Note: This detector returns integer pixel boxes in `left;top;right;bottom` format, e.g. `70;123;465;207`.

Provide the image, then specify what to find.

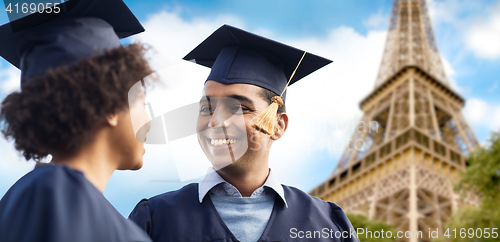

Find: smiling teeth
210;139;240;147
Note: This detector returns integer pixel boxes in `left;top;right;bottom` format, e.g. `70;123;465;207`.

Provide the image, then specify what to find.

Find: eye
230;104;244;113
200;105;212;115
230;105;251;114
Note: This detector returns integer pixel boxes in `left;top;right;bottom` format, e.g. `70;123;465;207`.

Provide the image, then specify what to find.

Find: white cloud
463;98;489;125
277;26;387;154
464;2;500;60
0;138;36;197
429;0;500;60
0;65;28;197
463;98;500;131
0;65;21;96
427;0;480;27
132;11;245;72
428;0;459;26
440;55;465;93
363;12;389;30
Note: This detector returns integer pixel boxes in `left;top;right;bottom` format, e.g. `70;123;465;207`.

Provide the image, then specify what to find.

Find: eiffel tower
310;0;479;241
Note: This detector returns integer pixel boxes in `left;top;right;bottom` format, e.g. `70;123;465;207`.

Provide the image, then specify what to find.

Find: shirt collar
198;167;288;207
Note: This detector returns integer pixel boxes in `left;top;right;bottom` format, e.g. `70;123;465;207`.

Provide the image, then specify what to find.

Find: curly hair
0;43;154;161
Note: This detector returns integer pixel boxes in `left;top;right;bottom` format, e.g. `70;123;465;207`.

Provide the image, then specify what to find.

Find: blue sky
124;0;391;36
1;0;499;216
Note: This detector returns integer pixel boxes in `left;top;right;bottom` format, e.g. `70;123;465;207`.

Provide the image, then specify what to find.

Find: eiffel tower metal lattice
309;1;479;241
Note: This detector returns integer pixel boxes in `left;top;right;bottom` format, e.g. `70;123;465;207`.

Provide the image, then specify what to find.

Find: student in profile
0;0;155;241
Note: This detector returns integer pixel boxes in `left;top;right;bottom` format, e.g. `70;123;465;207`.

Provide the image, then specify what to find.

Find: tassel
252;51;307;136
252;96;284;136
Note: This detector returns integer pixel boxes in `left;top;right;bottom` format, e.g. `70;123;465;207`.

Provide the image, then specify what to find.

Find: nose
136;116;151;143
144;115;152;133
144;102;153;133
209;106;231;128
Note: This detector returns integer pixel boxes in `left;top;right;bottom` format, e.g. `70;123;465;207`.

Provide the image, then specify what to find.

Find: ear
106;113;119;127
270;113;288;141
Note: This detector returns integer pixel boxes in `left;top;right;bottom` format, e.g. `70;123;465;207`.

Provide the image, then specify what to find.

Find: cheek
245;124;266;147
129;104;150;138
123;118;141;147
136;111;150;128
197;116;209;147
197;116;210;133
242;115;257;136
114;117;141;160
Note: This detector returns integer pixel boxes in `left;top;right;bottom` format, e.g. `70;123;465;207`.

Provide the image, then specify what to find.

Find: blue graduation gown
0;164;151;242
129;183;358;242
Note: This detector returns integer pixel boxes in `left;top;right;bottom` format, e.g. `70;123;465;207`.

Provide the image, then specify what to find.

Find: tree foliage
346;213;397;242
437;132;500;242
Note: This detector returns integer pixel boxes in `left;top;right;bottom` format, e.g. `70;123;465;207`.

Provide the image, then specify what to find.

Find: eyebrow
199;94;254;105
199;96;208;103
228;94;254;105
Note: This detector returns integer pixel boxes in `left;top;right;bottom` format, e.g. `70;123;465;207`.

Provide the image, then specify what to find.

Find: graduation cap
0;0;144;84
183;24;332;136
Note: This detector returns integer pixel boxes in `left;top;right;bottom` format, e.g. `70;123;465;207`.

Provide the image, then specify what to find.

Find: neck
51;130;117;193
216;155;270;197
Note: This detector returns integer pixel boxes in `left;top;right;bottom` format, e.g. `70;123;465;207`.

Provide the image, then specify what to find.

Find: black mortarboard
183;24;332;102
0;0;144;84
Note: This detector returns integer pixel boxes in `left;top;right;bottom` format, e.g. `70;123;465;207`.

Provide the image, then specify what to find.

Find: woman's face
114;85;150;170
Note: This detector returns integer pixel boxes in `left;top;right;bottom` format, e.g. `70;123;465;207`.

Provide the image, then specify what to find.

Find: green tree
346;213;397;242
436;131;500;242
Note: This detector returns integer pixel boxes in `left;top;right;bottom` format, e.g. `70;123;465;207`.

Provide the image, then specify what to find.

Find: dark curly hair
0;43;154;161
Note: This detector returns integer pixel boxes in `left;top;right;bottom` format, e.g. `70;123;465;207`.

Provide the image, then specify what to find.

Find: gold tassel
252;96;284;136
252;51;307;135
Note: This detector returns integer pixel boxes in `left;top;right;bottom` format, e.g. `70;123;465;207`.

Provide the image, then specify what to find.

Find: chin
210;157;235;170
117;158;144;171
130;161;143;170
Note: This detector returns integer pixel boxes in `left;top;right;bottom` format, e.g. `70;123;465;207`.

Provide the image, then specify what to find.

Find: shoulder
33;165;87;187
281;185;355;235
1;165;88;205
132;183;198;213
0;165;145;242
282;184;339;209
128;183;200;234
149;183;198;205
281;184;349;221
